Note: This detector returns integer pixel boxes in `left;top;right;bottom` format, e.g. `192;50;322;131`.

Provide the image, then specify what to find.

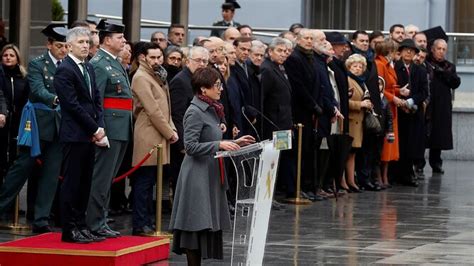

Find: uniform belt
103;98;133;110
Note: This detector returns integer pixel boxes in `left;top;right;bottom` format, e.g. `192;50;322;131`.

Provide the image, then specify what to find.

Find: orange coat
375;55;399;162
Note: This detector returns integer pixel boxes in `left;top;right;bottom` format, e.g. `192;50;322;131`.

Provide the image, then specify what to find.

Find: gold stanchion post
285;123;312;205
147;144;172;238
0;195;31;231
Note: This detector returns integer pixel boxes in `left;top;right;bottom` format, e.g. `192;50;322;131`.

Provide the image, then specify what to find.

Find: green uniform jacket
28;51;60;142
90;49;132;141
210;20;241;37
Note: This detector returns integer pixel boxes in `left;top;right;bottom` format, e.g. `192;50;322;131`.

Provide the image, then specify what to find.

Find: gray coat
169;96;231;232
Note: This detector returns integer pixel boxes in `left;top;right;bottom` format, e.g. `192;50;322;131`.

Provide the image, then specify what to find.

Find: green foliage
52;0;65;21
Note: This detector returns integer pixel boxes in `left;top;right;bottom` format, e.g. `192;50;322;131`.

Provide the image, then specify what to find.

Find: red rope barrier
57;146;159;183
112;146;158;183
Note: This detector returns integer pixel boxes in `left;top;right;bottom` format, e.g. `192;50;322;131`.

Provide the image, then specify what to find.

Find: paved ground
1;160;474;265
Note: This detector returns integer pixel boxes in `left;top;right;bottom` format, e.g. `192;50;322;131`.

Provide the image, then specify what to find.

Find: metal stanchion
148;144;172;238
285;123;311;205
0;195;31;231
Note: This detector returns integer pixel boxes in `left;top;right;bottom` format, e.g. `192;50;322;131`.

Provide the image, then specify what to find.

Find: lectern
215;140;281;266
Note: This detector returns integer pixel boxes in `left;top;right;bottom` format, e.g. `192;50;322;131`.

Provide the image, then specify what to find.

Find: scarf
348;72;367;87
198;94;225;119
153;64;168;84
296;45;314;63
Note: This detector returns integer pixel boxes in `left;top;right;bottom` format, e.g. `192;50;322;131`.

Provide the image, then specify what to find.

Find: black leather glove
313;104;323;117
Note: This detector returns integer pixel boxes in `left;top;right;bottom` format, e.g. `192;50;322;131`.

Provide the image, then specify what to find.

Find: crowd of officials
0;0;461;265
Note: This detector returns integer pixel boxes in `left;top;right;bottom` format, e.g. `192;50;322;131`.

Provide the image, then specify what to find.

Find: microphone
243;105;280;132
241;106;261;142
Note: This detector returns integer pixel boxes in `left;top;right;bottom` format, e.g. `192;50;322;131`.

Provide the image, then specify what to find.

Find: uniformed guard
210;0;241;37
87;19;132;238
0;23;68;233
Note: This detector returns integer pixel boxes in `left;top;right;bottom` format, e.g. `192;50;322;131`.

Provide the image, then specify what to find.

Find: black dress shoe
104;225;121;236
348;185;362;193
62;228;93;244
92;227;119;238
132;225;155;236
432;166;444;174
306;191;326;201
80;229;106;242
32;225;53;234
362;182;381;191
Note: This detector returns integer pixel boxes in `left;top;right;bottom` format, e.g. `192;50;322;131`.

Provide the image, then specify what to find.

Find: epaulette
32;54;45;62
90;54;102;63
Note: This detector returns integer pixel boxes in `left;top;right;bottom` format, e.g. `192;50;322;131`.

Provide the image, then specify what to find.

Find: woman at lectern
169;66;254;265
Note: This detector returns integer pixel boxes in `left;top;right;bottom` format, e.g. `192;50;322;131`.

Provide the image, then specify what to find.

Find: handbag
364;110;382;134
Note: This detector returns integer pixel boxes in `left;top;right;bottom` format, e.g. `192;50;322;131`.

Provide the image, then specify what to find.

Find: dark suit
228;62;255;136
55;55;103;235
261;58;295;196
169;67;193;192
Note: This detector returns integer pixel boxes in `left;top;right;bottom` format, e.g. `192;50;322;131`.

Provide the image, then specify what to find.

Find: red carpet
0;232;169;266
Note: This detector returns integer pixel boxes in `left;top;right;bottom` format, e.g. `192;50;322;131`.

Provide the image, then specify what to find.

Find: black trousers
60;142;95;233
429;149;442;168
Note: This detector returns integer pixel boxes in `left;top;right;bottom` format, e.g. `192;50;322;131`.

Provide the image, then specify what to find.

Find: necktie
279;65;288;80
56;60;61;68
80;62;91;96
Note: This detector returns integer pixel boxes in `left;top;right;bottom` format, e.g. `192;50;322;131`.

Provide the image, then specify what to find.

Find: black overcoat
426;57;461;150
395;61;429;159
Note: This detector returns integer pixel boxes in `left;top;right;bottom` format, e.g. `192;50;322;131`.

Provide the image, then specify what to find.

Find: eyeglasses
168;56;182;62
208;47;224;54
190;58;209;65
213;81;223;88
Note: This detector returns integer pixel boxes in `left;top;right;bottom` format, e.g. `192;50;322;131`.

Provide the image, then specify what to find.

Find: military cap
41;23;67;42
222;0;240;10
96;19;125;33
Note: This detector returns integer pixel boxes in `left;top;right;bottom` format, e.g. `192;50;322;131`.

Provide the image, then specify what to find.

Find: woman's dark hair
191;67;221;95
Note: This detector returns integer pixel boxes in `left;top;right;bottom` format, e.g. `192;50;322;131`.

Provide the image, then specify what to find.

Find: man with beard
311;30;343;197
351;30;383;191
87;20;131;238
131;42;178;235
413;32;428;49
390;24;405;44
425;39;461;174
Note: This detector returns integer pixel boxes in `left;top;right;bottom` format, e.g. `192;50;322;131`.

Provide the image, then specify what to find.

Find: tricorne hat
41;23;67;42
96;19;125;33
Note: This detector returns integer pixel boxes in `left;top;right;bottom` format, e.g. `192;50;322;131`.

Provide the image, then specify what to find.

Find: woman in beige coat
343;54;373;193
131;43;178;235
